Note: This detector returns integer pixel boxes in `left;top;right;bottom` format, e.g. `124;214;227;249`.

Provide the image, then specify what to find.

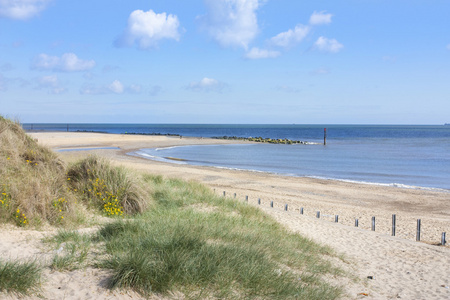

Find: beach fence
216;189;447;246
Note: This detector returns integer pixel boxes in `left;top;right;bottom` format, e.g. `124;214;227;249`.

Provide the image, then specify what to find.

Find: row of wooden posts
218;190;447;246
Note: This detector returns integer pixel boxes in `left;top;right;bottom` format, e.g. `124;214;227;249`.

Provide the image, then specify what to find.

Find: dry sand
1;132;449;299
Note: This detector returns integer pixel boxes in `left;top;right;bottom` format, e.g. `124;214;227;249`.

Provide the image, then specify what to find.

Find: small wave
306;176;450;192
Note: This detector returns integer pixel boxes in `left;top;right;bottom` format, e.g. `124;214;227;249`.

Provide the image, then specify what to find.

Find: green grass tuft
0;259;42;296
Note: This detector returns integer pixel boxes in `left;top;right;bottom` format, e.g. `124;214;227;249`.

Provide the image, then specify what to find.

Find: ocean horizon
24;123;450;191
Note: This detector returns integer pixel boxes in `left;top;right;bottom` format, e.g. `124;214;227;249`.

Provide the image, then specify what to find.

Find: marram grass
0;259;42;296
93;175;345;299
67;155;150;216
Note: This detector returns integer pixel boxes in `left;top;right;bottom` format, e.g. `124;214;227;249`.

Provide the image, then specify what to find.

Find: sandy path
1;131;448;299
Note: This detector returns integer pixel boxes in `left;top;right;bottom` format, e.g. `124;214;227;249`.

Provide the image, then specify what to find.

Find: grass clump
67;156;150;216
94;175;344;299
46;229;92;271
0;116;78;226
0;259;42;296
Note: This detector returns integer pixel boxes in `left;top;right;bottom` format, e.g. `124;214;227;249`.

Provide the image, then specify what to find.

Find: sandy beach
2;132;449;299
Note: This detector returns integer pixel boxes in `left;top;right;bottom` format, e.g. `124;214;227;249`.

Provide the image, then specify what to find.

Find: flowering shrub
15;208;27;226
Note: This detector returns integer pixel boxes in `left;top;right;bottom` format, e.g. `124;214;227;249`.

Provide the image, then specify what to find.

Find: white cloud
245;47;280;59
199;0;261;49
108;80;124;94
80;80;141;95
314;36;343;53
187;77;226;92
309;11;333;25
36;75;67;94
270;24;310;48
0;0;52;20
116;9;181;49
32;53;95;72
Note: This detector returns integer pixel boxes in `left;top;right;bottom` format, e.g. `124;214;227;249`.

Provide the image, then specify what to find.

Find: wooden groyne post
392;214;396;236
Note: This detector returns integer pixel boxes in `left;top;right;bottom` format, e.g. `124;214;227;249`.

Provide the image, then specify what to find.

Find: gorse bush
0;116;77;226
67;156;150;216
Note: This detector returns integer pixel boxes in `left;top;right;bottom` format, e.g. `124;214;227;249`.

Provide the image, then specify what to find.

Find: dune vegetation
0;116;347;299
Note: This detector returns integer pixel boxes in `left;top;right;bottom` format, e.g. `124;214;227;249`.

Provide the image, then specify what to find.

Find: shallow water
24;124;450;190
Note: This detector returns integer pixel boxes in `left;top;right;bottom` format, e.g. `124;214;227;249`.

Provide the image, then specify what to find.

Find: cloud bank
116;9;181;49
0;0;52;20
32;53;95;72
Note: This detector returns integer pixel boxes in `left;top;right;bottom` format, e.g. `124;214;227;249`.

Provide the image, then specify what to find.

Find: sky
0;0;449;124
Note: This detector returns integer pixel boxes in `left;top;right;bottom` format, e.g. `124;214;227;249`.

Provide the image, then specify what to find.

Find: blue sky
0;0;449;124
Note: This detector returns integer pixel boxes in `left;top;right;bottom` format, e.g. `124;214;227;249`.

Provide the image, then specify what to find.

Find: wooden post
335;215;339;223
284;204;288;211
324;128;327;145
223;191;226;197
270;201;273;208
300;207;304;214
316;211;320;218
234;193;236;198
372;217;375;231
355;219;359;227
392;214;396;236
416;219;421;241
258;198;261;205
245;195;248;202
442;232;446;246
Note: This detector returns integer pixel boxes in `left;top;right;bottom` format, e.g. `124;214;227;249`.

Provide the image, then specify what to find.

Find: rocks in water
212;136;307;144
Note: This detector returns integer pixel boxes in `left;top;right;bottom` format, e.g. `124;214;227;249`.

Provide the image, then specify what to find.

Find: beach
2;131;449;299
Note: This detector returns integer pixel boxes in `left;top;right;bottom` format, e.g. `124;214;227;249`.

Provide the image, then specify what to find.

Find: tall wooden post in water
324;128;327;145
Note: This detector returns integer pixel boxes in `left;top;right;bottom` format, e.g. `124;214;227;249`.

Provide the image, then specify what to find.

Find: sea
23;124;450;191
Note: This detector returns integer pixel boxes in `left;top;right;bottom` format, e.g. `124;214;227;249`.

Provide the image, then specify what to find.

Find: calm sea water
24;124;450;190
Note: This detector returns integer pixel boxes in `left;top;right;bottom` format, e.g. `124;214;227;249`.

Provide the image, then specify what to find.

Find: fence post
316;211;320;218
234;193;236;198
300;207;304;214
371;217;375;231
258;198;261;205
270;201;273;208
416;219;421;241
355;219;359;227
392;214;396;236
223;191;226;197
245;195;248;203
442;232;446;246
284;204;288;211
335;215;339;223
